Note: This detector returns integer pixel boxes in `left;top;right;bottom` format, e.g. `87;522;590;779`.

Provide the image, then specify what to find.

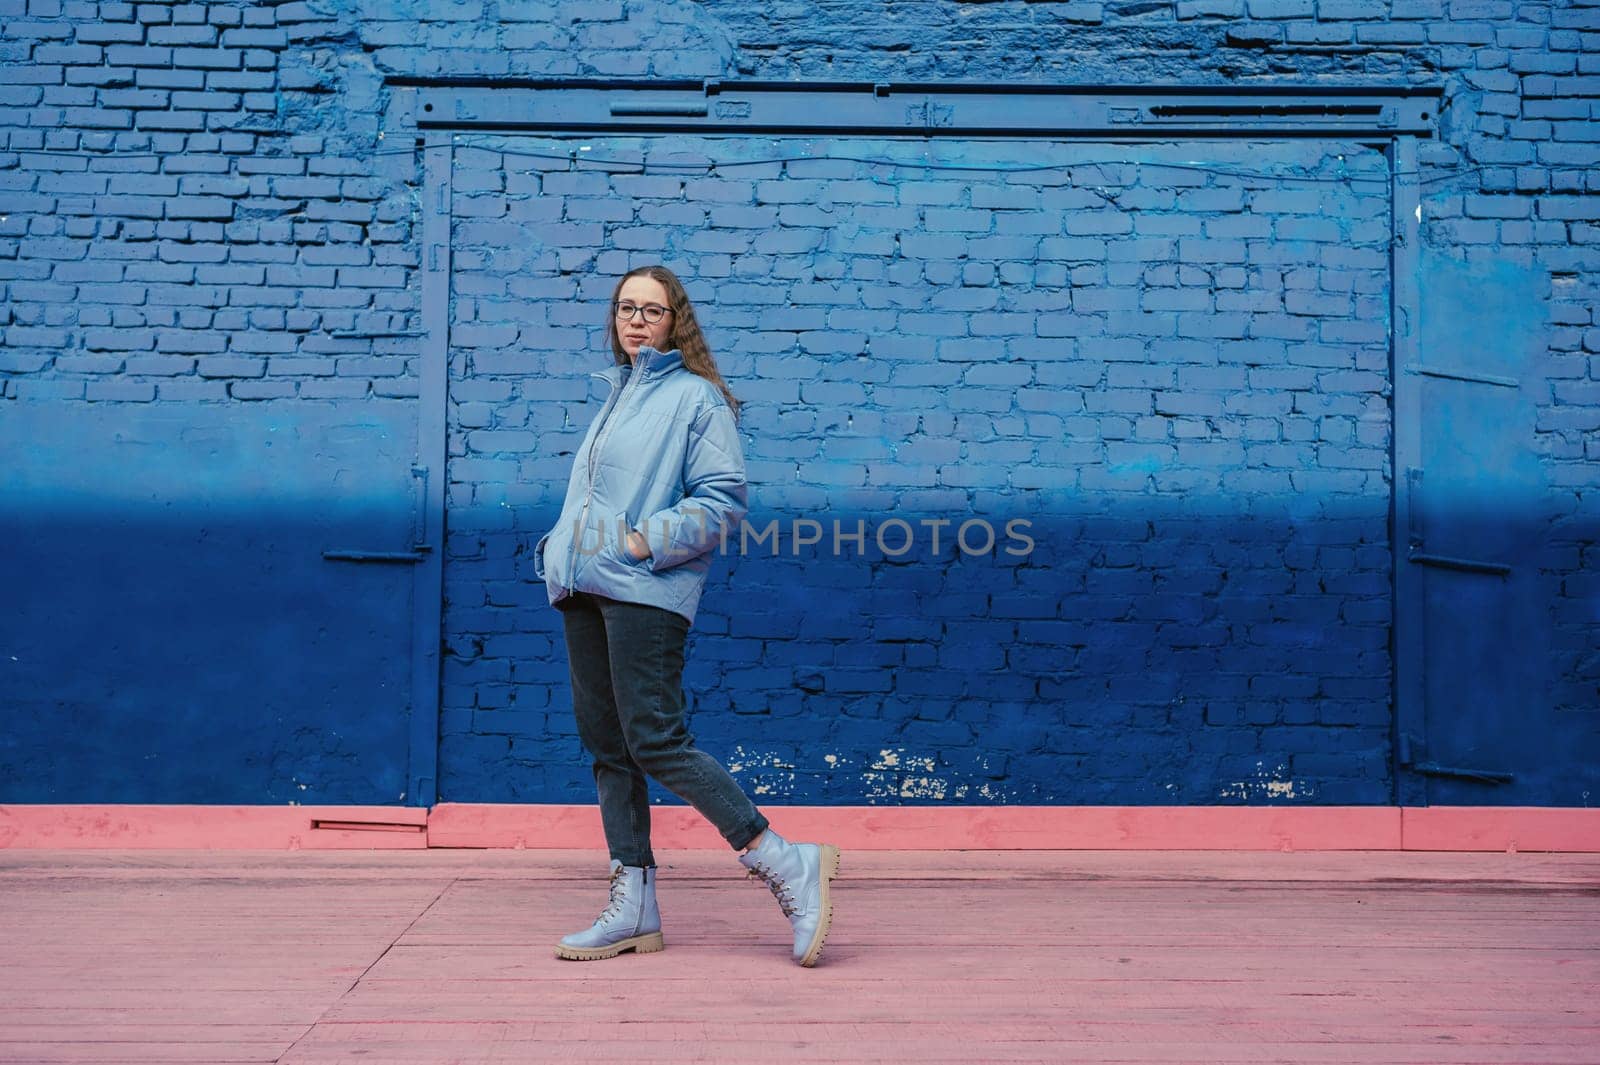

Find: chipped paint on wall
949;781;1020;802
726;745;797;799
855;747;966;802
1217;760;1310;801
726;745;796;775
898;776;949;799
869;748;936;773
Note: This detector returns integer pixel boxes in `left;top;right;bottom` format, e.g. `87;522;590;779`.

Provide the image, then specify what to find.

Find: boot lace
744;860;797;917
594;864;628;925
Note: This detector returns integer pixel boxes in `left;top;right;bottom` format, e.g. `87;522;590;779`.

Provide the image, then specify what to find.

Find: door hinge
322;548;431;563
1398;732;1514;785
1404;467;1512;576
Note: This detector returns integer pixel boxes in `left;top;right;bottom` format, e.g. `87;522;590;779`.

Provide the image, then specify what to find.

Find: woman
532;265;841;968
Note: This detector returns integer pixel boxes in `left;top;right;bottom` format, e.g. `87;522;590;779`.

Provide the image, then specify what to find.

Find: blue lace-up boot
554;858;664;961
738;828;841;967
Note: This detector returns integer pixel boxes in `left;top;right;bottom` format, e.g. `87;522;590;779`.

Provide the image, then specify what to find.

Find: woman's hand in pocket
624;528;652;563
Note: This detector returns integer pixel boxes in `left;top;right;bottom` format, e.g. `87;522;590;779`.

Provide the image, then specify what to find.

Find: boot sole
797;844;841;968
553;931;665;961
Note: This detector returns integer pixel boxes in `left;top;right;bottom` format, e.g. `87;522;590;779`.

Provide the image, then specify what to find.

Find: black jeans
557;590;769;867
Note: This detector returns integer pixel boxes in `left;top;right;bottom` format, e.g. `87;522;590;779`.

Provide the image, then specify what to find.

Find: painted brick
1;0;1592;812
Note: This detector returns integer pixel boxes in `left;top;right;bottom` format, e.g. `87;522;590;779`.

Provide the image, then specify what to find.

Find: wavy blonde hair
605;265;742;423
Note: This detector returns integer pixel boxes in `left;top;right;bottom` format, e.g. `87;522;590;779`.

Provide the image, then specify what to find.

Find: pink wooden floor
1;847;1597;1064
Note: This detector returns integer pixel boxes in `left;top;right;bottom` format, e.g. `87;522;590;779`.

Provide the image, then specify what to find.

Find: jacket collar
590;345;684;388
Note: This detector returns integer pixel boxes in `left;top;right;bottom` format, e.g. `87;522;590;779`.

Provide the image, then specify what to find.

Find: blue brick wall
2;0;1596;808
441;136;1403;806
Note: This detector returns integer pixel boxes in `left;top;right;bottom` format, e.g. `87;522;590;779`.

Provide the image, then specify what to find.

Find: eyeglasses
615;301;673;324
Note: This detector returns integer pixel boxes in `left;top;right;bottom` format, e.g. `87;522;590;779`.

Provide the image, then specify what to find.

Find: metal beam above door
396;80;1441;138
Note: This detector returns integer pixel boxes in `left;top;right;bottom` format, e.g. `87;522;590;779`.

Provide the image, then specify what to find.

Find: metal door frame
403;136;451;808
393;79;1443;808
1389;135;1426;807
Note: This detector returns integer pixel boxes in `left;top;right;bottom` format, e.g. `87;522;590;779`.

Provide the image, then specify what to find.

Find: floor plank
1;848;1595;1064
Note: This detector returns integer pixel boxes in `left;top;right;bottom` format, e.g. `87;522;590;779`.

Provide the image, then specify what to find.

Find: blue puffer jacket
532;344;748;626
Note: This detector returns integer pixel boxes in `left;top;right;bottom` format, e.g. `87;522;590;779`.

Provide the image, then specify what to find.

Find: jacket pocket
532;530;551;581
607;509;649;567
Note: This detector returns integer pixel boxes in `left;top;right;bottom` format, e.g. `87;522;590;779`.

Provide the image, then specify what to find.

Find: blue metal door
0;401;426;805
1399;245;1600;805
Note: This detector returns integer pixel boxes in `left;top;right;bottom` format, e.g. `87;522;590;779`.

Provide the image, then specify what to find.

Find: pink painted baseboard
1401;806;1600;853
0;804;429;850
425;802;1401;851
2;803;1597;852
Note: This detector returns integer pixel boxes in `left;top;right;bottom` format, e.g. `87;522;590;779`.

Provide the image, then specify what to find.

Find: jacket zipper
564;355;648;595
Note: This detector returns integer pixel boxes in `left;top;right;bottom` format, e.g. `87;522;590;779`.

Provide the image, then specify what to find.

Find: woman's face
615;276;674;363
